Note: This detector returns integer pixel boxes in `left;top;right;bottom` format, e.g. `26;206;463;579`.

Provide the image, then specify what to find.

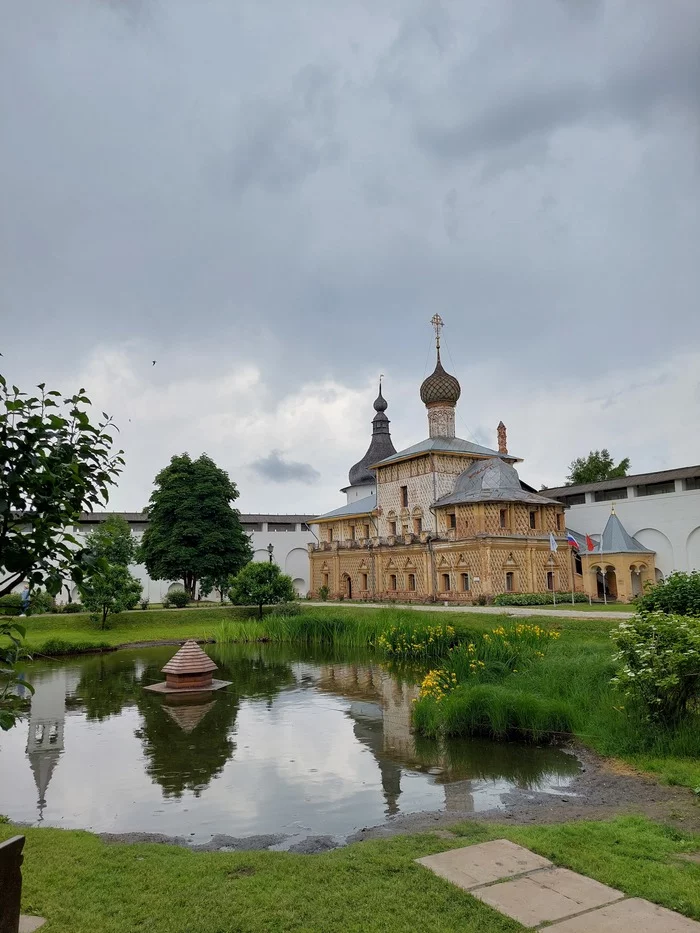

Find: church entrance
343;574;352;599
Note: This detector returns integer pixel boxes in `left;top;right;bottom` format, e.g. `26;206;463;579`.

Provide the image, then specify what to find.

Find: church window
328;528;333;542
408;573;416;591
350;525;356;540
402;523;409;535
529;510;537;530
363;524;370;538
389;574;397;591
499;509;507;528
361;573;368;590
574;554;582;575
461;573;470;592
448;512;456;529
400;485;408;507
546;571;554;591
322;573;329;588
441;573;451;592
413;517;422;534
556;513;562;531
505;571;514;592
389;520;397;536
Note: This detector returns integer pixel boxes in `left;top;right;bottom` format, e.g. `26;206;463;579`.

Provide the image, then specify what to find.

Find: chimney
497;421;508;455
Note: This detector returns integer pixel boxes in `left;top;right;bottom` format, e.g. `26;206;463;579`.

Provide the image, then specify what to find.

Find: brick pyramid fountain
144;640;231;695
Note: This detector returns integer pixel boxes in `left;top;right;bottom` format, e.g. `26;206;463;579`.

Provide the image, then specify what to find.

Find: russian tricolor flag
566;532;579;550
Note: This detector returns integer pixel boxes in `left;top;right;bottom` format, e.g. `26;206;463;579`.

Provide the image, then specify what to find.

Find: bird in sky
152;360;157;366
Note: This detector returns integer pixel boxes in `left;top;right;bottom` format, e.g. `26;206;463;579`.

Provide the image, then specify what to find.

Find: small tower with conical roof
420;314;461;439
344;379;396;503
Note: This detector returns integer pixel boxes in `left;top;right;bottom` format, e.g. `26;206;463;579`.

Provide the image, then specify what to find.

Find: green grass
2;817;698;933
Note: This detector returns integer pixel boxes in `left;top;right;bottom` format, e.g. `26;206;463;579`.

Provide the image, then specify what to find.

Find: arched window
461;573;470;592
505;571;514;592
407;573;416;591
361;573;368;590
441;573;451;592
546;571;554;591
389;574;397;591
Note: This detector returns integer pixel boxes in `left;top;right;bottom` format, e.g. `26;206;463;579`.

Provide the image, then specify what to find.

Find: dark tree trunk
258;603;263;619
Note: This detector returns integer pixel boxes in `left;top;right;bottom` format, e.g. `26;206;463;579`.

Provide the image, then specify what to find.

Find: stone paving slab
472;868;624;928
19;917;46;932
415;839;552;891
546;898;700;932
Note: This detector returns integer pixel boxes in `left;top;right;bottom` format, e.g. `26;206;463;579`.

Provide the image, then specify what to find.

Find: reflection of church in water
23;667;81;820
316;664;475;815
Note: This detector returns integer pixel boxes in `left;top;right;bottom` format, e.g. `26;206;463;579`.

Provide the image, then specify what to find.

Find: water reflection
1;644;580;841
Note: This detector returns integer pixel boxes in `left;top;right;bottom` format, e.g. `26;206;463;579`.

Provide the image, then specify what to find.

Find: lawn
2;817;698;933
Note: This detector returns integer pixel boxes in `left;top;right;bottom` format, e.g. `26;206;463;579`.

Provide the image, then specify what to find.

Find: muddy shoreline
94;746;699;854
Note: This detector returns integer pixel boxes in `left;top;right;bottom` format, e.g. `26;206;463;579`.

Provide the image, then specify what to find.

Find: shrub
165;588;189;608
60;602;84;614
140;598;150;611
30;590;56;614
37;638;111;657
0;594;22;615
269;601;302;617
318;585;329;601
611;612;700;725
636;571;700;616
493;592;589;606
229;563;297;619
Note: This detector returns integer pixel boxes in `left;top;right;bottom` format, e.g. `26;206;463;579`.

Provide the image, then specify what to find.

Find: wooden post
0;835;25;933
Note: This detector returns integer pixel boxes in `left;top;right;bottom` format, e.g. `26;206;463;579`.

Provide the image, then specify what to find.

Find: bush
636;571;700;616
493;592;589;606
37;638;111;657
60;602;84;614
30;590;56;614
0;594;23;615
376;623;459;661
611;612;700;725
268;601;302;617
140;598;150;611
318;585;330;601
164;588;189;608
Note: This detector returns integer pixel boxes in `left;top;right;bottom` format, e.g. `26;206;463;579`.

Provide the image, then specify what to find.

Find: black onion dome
348;384;396;486
420;355;461;406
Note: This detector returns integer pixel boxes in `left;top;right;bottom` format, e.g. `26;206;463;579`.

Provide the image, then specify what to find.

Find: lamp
267;542;274;563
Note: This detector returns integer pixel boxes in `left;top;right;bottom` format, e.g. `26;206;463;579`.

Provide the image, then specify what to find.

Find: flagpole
570;545;575;604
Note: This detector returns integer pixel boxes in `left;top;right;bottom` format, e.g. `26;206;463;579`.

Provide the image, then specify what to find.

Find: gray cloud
249;450;321;485
0;0;699;510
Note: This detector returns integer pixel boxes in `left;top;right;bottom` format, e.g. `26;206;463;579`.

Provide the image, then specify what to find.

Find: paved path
306;601;633;620
417;839;700;931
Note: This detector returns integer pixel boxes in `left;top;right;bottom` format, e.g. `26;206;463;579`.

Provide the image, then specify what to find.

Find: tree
138;453;252;599
79;564;143;629
0;376;123;598
229;562;296;618
0;621;33;730
566;449;630;486
85;514;136;566
199;573;231;604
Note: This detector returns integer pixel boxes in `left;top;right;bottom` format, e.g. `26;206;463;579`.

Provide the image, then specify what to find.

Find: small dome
453;458;521;496
420;358;461;406
374;387;388;413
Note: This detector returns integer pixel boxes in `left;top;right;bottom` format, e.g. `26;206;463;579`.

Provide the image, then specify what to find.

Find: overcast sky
1;0;699;514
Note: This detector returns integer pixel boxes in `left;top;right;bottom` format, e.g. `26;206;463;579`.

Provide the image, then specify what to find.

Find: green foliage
139;598;150;611
229;563;296;618
493;592;589;605
0;593;22;615
611;612;700;725
37;638;111;656
0;621;33;729
636;571;700;616
30;589;56;614
164;588;189;608
268;600;302;617
198;573;231;604
566;448;630;485
0;376;123;598
376;623;458;660
85;514;136;566
138;453;252;599
318;584;330;601
79;565;143;629
59;602;84;614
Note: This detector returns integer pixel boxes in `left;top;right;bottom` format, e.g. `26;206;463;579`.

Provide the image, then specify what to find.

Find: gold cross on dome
430;313;444;348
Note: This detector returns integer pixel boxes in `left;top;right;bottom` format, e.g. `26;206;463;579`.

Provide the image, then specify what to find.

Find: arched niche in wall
686;526;700;572
253;549;271;563
285;547;308;583
632;527;674;575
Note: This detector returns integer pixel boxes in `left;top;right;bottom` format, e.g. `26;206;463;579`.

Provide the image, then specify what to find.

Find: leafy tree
199;573;231;604
79;564;143;629
566;449;630;486
229;562;296;619
636;571;700;616
1;621;33;730
86;514;136;566
0;376;123;598
138;453;252;599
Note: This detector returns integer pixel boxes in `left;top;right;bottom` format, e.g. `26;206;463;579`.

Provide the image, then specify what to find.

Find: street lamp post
267;542;274;564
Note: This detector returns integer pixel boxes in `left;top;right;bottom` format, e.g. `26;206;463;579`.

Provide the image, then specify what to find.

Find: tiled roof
78;512;317;524
544;465;700;498
371;436;521;468
161;641;218;675
314;492;377;521
434;458;561;508
597;512;653;554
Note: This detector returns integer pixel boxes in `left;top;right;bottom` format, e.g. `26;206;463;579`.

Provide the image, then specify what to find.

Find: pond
0;644;580;847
